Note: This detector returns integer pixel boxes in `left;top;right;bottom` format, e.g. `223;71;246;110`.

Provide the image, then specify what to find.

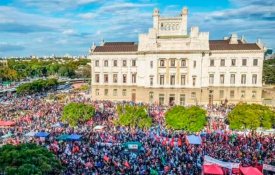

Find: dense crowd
0;94;274;175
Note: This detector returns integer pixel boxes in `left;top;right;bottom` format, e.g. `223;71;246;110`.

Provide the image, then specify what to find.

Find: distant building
0;59;8;68
89;7;265;105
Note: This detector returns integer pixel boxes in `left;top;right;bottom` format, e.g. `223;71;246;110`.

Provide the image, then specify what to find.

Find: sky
0;0;274;57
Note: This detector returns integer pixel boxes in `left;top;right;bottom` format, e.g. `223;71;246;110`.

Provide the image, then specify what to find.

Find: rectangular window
123;74;127;83
104;89;108;96
252;74;257;84
242;59;247;66
150;61;153;68
192;77;196;86
180;94;186;106
150;76;153;86
113;60;117;67
123;60;127;67
210;59;215;66
191;92;196;98
104;74;108;83
253;59;258;66
104;60;108;67
231;59;236;66
159;94;165;105
95;60;99;67
241;74;246;84
220;59;225;66
170;75;175;85
95;89;99;95
219;90;224;98
160;75;164;85
132;60;136;67
181;75;186;85
230;74;235;84
230;90;234;98
220;74;225;84
95;74;100;83
113;74;118;83
132;74;136;83
193;61;196;68
181;59;186;67
170;59;176;67
122;89;127;96
209;74;214;85
160;60;165;67
113;89;117;96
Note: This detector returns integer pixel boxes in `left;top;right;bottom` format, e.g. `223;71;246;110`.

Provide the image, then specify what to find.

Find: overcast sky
0;0;274;57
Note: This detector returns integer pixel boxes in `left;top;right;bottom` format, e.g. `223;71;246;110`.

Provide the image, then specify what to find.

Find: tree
0;143;63;175
263;59;275;84
228;103;275;131
16;78;58;95
165;106;207;132
116;105;152;129
61;102;95;126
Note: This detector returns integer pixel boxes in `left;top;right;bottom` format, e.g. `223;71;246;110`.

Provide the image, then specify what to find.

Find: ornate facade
89;7;265;105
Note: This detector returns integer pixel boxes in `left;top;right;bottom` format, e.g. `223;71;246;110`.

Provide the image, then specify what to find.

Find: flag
103;155;109;162
150;168;158;175
124;161;130;168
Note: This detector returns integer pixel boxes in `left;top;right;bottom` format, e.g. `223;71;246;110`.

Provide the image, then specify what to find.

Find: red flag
103;155;109;162
178;138;182;147
124;161;130;168
170;138;174;147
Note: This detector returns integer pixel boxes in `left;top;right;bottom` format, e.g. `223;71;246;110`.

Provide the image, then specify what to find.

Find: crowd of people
0;93;274;175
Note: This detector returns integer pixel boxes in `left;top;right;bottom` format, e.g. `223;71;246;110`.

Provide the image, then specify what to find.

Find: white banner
204;155;240;169
263;164;275;172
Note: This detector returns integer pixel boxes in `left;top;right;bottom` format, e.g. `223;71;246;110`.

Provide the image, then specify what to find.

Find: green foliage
16;78;58;95
165;106;207;132
228;103;275;130
116;105;152;129
263;59;275;84
0;58;90;81
62;102;95;126
0;67;19;81
0;143;63;175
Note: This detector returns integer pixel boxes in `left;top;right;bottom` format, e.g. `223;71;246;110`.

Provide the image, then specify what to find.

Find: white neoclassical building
89;7;265;105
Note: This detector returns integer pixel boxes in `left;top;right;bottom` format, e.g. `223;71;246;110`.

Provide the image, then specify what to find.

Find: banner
263;164;275;172
128;144;138;149
95;142;120;146
204;155;240;169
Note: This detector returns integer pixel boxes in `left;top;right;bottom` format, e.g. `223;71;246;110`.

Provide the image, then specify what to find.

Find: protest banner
263;164;275;172
204;155;240;169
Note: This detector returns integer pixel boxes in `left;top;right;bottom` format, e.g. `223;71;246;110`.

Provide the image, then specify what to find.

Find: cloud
78;2;154;19
189;0;275;49
17;0;102;11
0;43;25;52
0;23;55;33
0;0;274;57
230;0;275;6
200;5;275;21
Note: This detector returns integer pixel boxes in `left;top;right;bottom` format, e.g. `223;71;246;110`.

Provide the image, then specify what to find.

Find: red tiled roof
104;42;136;46
209;40;261;50
93;42;138;52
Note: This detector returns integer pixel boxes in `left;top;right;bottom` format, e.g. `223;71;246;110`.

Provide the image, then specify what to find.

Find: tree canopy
0;58;90;81
61;102;95;126
16;78;58;95
0;143;63;175
263;59;275;84
116;105;152;129
228;103;275;131
165;106;207;132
